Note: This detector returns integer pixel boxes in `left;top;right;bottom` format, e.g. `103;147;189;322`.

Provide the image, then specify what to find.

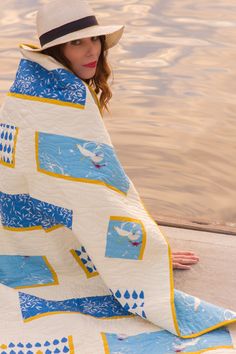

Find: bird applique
173;337;200;352
76;143;107;168
114;225;142;246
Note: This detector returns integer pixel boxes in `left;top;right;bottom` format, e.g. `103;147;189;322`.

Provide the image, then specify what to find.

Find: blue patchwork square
0;123;18;167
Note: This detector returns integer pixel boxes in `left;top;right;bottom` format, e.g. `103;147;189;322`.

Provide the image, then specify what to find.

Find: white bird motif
114;225;141;241
224;309;236;321
174;337;200;351
76;144;104;164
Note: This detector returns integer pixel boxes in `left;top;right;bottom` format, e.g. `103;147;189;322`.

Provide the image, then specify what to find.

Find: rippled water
1;0;236;227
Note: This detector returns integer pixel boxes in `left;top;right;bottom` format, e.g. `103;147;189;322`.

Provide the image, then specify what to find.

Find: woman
41;30;199;271
2;1;233;353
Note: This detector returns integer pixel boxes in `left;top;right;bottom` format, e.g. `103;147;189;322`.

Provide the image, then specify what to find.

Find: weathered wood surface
155;214;236;235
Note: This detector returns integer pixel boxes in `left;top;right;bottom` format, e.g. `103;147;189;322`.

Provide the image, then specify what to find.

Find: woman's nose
87;42;98;57
86;41;98;56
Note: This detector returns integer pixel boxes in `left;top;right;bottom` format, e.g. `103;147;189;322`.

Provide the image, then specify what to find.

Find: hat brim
20;24;124;52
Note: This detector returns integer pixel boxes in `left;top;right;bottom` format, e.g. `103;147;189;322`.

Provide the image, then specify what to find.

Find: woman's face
62;36;102;79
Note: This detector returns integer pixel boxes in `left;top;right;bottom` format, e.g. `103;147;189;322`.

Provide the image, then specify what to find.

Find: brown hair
41;35;112;114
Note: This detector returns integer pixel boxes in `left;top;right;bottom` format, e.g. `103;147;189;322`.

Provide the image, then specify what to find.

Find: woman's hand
172;251;199;270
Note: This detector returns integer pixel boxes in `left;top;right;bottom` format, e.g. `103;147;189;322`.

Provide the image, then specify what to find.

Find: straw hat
24;0;124;51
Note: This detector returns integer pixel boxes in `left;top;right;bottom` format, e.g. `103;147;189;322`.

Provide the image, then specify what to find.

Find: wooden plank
154;214;236;236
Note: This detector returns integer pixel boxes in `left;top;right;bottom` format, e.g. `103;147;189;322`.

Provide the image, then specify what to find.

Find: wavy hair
41;35;112;114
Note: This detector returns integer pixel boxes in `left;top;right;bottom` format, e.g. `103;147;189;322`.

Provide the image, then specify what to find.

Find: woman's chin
76;69;96;80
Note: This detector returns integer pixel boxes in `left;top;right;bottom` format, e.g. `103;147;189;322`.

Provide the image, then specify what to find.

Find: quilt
0;44;235;354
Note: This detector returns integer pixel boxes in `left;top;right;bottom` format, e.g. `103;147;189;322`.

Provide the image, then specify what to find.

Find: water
0;0;236;227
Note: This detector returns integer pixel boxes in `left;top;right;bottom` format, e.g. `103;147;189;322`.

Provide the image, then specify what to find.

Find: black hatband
40;15;98;46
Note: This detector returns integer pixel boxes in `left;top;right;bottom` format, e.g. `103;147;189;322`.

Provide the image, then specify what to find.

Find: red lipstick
83;61;97;68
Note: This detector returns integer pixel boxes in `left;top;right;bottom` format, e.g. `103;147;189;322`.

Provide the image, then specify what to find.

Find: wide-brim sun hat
23;0;124;52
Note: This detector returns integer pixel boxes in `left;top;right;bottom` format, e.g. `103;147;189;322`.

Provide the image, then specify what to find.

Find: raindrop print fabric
0;45;235;354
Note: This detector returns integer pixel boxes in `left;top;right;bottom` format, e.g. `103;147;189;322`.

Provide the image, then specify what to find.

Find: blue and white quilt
0;44;235;353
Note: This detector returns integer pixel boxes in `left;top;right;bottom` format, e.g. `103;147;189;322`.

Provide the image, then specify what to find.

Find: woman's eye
70;37;99;46
71;39;81;45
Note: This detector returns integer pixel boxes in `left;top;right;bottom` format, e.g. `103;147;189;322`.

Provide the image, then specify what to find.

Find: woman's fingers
172;251;199;260
173;256;199;261
173;262;191;270
172;250;200;270
173;257;199;264
172;251;198;257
